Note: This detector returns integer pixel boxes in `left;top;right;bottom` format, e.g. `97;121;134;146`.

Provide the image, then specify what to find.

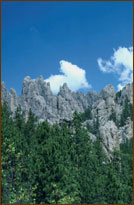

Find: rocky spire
1;77;133;152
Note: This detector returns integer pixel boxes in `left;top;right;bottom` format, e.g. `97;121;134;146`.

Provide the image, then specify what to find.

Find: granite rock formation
1;76;133;152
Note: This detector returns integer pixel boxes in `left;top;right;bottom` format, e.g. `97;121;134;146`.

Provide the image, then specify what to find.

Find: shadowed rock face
1;76;133;152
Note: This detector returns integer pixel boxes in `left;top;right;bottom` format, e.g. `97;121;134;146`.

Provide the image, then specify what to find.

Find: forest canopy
1;103;133;204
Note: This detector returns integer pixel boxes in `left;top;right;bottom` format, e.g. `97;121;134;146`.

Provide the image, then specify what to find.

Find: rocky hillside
1;76;133;152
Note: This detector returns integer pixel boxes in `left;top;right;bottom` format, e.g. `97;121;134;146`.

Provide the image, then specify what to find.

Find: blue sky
1;1;133;95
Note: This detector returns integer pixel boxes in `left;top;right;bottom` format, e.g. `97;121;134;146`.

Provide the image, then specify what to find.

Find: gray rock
118;118;133;143
1;76;133;153
100;84;115;99
121;83;133;104
99;121;120;152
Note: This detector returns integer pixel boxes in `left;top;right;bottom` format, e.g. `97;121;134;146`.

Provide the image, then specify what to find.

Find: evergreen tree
120;97;133;126
1;104;133;204
109;108;117;124
80;106;92;121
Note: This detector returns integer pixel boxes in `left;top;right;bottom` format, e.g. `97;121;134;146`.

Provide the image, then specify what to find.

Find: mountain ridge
1;76;133;153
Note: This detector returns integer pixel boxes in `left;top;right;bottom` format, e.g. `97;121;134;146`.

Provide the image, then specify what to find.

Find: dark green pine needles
1;103;133;204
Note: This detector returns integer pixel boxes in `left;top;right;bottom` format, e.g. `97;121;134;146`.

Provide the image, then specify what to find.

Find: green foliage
80;106;92;121
86;122;94;133
1;104;133;204
92;115;100;135
115;90;121;102
120;97;133;126
109;108;117;123
129;103;133;121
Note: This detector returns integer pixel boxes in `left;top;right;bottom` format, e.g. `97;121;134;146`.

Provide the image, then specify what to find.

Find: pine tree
1;104;133;204
120;97;132;126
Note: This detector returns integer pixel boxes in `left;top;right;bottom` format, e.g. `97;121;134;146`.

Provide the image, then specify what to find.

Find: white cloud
117;83;124;91
97;47;133;90
45;60;91;94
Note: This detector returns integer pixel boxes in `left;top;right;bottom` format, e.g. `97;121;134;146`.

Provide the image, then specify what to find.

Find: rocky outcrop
99;121;119;152
2;76;97;123
1;76;133;152
118;118;133;143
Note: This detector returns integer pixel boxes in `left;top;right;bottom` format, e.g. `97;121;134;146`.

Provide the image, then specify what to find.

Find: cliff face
1;76;100;123
1;76;133;152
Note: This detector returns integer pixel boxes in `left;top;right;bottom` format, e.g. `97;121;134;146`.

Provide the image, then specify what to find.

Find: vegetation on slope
1;103;133;204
